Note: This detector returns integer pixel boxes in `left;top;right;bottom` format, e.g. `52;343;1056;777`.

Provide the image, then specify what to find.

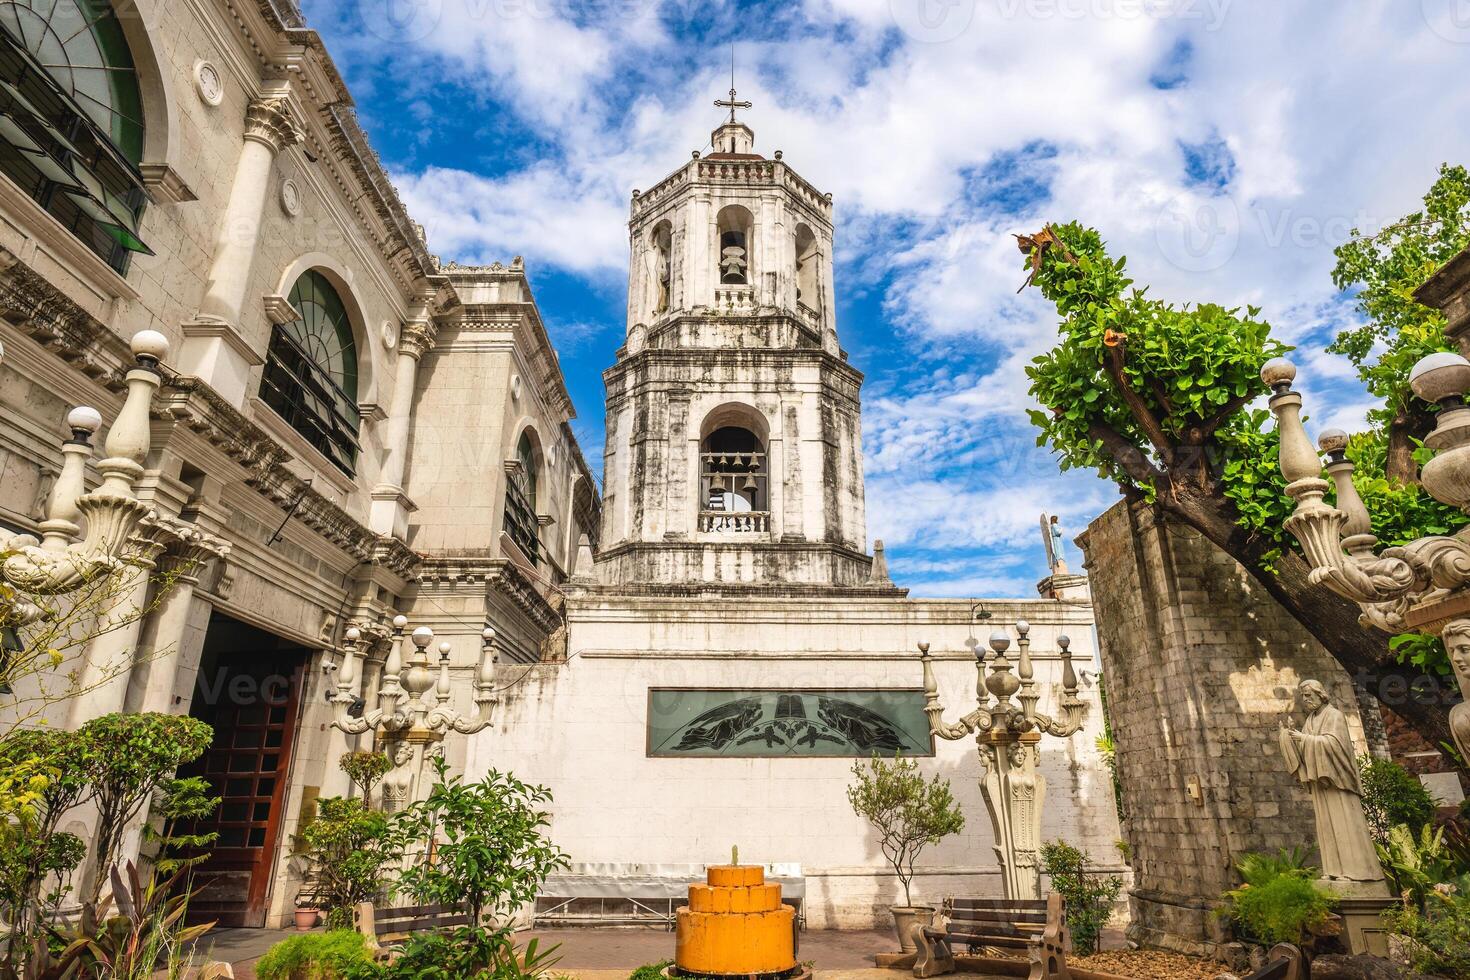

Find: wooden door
181;655;305;927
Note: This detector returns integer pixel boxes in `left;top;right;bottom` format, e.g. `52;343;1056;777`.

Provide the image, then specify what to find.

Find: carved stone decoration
279;178;302;217
1278;680;1389;895
243;97;302;154
381;320;399;351
193;60;224;107
1442;621;1470;767
263;294;299;326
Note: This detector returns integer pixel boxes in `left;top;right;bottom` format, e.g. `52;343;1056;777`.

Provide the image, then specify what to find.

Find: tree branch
1088;420;1165;488
1196;391;1256;441
1105;343;1175;464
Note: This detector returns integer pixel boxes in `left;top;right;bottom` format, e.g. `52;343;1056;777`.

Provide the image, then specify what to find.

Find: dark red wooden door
181;656;305;927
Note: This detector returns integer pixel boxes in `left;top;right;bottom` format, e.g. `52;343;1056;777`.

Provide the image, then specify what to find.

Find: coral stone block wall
1077;500;1369;956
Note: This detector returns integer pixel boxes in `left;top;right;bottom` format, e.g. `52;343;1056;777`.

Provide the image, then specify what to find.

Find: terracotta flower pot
890;905;936;953
293;908;320;931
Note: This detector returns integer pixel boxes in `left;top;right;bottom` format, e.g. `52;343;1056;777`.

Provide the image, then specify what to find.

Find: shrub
1221;849;1336;945
1376;822;1470;909
298;797;393;928
255;930;376;980
1039;840;1122;955
360;926;560;980
389;756;568;926
629;962;672;980
1383;885;1470;977
1359;756;1438;845
846;754;965;908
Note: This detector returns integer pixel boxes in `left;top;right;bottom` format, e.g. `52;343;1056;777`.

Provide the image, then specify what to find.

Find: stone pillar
370;317;437;538
125;530;228;715
179;96;301;406
67;526;171;725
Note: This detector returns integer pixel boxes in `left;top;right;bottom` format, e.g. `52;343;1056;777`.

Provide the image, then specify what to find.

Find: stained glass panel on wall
647;689;933;758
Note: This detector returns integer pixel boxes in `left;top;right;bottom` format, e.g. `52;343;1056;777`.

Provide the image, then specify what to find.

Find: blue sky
303;0;1470;596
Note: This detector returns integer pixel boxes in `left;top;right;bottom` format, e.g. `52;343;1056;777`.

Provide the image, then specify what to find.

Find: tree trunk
1157;480;1460;766
1384;410;1423;486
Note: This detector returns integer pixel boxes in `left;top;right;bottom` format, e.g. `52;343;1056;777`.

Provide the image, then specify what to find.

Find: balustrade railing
699;511;770;533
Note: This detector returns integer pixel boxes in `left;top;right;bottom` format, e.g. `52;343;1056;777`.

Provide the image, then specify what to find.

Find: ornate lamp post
919;622;1086;899
330;615;499;807
1262;352;1470;773
0;331;170;627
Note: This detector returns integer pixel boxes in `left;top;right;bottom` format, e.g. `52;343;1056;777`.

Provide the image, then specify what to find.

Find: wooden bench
354;901;473;960
911;893;1071;979
1241;944;1306;980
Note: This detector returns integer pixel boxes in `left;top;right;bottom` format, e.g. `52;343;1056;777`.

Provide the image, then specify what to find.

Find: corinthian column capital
244;97;303;154
157;522;231;585
400;320;439;360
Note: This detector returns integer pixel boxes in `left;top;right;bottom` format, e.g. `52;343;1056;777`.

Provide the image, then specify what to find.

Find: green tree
389;755;568;928
74;713;212;909
1038;840;1122;955
0;729;91;968
1328;164;1470;483
1020;221;1455;754
845;753;965;908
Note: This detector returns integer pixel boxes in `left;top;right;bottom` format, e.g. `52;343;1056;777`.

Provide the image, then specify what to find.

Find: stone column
67;522;172;725
125;529;228;715
370;317;437;537
179;96;302;406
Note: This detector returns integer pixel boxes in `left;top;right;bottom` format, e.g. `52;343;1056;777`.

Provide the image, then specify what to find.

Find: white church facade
0;0;1120;932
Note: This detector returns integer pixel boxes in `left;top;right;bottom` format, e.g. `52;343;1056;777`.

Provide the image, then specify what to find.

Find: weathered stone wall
1078;499;1369;956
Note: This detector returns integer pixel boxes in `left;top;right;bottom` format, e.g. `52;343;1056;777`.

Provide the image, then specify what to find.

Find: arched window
700;425;768;533
795;224;819;313
716;205;752;286
504;430;540;562
260;270;361;474
0;0;151;273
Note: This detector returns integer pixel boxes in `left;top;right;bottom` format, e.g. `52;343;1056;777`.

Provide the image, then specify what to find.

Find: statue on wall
1278;680;1386;889
1443;621;1470;766
380;741;417;814
1040;513;1068;574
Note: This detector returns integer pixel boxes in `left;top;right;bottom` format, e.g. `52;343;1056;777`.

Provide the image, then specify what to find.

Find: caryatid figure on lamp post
330;615;499;805
919;622;1086;900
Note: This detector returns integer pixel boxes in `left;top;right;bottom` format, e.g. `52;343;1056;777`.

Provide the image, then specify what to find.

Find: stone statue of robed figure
1278;680;1386;892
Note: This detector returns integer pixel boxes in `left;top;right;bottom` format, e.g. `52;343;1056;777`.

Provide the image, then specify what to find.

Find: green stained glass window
647;689;935;758
504;430;540;562
0;0;143;163
0;3;150;274
260;270;361;474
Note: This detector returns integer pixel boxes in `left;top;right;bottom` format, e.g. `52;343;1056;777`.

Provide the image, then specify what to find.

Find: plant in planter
846;753;965;952
1039;840;1122;954
1220;849;1338;947
298;796;394;929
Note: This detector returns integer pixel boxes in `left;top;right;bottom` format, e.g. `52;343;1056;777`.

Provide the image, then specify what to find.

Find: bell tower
593;90;895;593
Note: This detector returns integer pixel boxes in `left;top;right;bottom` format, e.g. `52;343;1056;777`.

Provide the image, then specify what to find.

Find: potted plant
293;897;320;931
847;753;965;952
